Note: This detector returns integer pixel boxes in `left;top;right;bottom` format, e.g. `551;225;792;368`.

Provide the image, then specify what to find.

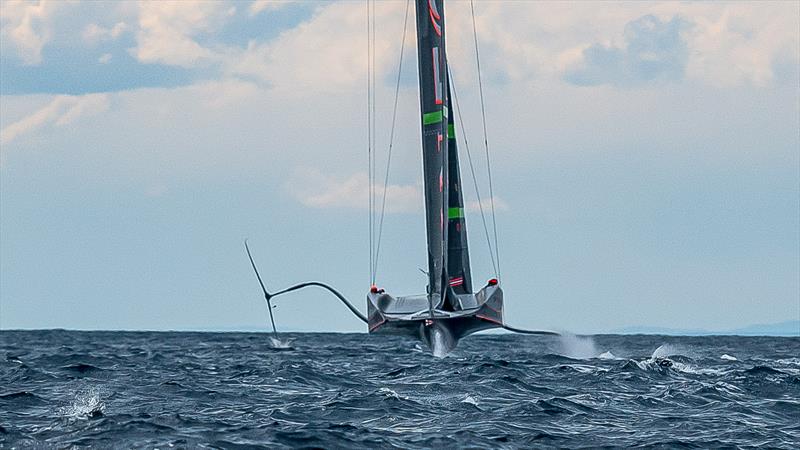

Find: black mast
414;0;450;307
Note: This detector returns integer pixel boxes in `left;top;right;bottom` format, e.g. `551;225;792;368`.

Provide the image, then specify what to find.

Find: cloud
227;1;407;93
448;2;797;89
132;1;235;67
249;0;293;17
289;170;422;214
2;0;797;92
465;197;509;214
0;93;109;147
0;0;65;65
83;21;127;44
683;3;800;87
564;15;690;87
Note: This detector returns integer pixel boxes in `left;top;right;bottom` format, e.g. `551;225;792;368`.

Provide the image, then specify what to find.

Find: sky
0;0;798;334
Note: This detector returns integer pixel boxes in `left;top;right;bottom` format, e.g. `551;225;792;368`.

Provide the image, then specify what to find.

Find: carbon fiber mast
415;0;450;311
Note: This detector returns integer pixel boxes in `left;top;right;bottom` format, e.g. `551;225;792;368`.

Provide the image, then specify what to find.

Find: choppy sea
1;330;798;448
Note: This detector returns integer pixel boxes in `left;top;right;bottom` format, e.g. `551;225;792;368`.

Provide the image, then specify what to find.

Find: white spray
424;322;457;358
269;337;293;349
556;333;599;359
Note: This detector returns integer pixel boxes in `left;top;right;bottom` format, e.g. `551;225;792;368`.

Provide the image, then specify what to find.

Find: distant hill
612;320;799;337
729;320;800;336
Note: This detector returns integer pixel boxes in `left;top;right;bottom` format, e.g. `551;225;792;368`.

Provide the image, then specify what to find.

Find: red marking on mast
428;0;442;36
432;48;442;105
428;0;440;20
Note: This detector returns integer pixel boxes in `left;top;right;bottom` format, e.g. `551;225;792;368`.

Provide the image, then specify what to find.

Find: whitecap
651;344;681;359
379;387;408;400
598;351;617;360
60;387;105;419
461;394;479;406
569;364;609;373
720;354;737;361
776;358;800;366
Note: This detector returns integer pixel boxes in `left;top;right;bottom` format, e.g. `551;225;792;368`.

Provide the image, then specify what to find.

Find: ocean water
1;330;798;448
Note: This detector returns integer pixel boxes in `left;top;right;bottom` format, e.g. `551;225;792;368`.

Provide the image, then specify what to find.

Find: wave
0;391;46;405
60;363;105;375
2;330;798;448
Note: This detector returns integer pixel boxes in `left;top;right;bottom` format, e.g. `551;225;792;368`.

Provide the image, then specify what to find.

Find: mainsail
445;81;473;296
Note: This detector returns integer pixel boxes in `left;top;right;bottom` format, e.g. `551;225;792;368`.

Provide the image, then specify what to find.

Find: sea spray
426;323;457;358
59;386;105;420
430;328;452;358
556;333;599;359
269;337;293;349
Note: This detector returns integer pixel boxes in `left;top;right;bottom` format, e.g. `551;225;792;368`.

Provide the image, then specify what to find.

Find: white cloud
1;0;795;90
132;0;235;67
465;197;509;214
289;169;422;214
227;1;407;93
98;53;112;64
83;21;127;44
0;2;796;186
249;0;293;17
444;1;798;88
0;93;110;147
681;3;799;87
0;0;65;65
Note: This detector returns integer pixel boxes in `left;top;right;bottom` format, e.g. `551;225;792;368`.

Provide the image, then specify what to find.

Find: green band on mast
448;207;464;219
423;111;443;125
448;123;455;139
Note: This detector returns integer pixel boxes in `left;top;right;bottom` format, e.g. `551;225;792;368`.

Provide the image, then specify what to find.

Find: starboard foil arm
244;241;368;325
501;324;560;336
245;240;279;338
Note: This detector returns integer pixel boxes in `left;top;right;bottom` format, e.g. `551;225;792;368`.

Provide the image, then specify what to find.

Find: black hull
367;285;503;349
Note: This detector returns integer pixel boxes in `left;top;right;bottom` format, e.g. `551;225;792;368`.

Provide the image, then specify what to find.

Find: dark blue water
1;330;798;448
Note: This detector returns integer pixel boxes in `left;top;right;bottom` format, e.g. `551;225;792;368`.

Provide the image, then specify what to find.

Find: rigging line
449;69;498;277
370;0;378;283
366;0;373;284
470;0;501;281
373;0;411;280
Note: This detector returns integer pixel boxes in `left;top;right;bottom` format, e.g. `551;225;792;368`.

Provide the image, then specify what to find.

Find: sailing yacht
245;0;556;354
366;0;504;353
